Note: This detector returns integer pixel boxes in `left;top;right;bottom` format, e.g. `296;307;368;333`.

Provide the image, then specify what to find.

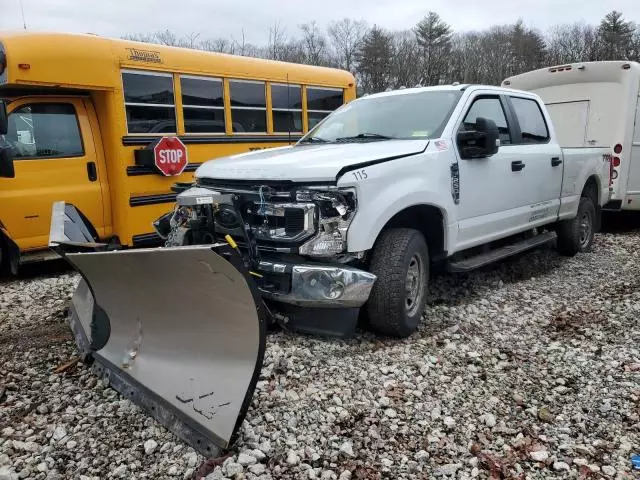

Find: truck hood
194;139;429;182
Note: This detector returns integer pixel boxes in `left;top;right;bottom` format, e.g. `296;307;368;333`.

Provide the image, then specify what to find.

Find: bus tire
0;233;20;276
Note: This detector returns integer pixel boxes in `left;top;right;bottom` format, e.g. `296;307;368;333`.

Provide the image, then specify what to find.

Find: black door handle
551;157;562;167
86;161;97;182
511;161;525;172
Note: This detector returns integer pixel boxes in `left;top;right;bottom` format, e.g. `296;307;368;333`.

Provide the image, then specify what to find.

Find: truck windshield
300;90;462;144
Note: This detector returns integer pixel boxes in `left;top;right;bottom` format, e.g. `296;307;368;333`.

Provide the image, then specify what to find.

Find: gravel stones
2;232;640;478
143;439;158;455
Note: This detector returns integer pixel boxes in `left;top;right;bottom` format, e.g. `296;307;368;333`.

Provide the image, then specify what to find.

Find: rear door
0;98;105;251
506;95;563;225
455;93;532;248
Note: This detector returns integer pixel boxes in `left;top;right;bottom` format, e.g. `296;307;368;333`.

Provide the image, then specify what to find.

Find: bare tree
390;31;421;88
268;22;288;60
155;29;180;46
181;32;201;49
546;22;600;64
299;22;329;65
231;29;248;56
328;18;368;72
122;32;158;44
200;38;235;54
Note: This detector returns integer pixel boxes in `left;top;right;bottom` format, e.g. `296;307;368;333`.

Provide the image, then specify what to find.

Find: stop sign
154;136;188;176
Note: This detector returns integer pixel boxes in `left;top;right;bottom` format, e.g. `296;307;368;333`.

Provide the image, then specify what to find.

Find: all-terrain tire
366;228;429;338
556;196;596;256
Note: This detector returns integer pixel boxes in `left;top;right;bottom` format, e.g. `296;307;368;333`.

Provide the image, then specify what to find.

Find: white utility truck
152;84;610;337
503;61;640;211
48;84;610;457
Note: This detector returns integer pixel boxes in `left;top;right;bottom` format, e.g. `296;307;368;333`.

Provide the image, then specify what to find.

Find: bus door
0;97;106;251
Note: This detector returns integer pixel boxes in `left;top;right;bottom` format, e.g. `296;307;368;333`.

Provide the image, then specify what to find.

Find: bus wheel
0;234;19;276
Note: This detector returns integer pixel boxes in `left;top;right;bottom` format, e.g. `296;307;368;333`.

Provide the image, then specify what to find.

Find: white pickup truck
157;85;610;338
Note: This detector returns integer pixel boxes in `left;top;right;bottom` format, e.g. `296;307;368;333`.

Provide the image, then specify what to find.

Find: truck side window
4;103;84;159
461;97;511;145
122;71;176;134
510;97;549;144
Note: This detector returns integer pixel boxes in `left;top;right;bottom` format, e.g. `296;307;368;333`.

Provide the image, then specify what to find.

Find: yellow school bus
0;32;356;273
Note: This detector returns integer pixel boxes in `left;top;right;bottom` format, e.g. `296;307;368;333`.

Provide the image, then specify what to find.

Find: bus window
271;84;302;133
4;103;84;158
181;75;226;134
229;80;266;133
122;71;176;134
307;87;343;129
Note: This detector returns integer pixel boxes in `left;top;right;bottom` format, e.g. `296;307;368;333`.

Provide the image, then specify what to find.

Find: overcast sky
0;0;638;44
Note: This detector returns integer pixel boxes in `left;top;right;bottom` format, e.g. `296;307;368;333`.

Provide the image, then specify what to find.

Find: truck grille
249;203;316;243
284;207;306;235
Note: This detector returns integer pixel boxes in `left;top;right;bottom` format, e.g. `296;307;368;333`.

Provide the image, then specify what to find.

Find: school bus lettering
126;48;162;64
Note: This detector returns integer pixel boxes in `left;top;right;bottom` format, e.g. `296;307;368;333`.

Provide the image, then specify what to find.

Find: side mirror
0;100;7;135
0;147;15;178
457;117;500;159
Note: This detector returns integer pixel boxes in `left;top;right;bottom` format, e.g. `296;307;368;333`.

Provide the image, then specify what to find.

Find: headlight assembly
298;187;357;257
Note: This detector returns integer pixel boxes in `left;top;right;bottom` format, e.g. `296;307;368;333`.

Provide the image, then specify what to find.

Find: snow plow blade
49;202;266;456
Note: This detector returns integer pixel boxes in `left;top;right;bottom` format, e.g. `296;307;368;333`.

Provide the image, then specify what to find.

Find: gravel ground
1;227;640;480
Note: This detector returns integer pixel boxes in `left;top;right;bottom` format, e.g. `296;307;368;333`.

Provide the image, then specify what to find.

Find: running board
447;231;557;273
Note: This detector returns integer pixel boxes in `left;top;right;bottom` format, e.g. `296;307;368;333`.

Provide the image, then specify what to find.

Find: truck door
506;95;563;225
455;94;531;248
0;98;106;251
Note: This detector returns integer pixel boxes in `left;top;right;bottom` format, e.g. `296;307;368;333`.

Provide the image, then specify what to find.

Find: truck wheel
366;228;429;338
556;196;596;256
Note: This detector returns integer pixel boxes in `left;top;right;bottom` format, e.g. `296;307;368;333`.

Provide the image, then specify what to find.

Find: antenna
20;0;27;30
286;73;291;146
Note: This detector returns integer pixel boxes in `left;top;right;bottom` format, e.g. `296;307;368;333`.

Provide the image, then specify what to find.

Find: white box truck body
503;61;640;211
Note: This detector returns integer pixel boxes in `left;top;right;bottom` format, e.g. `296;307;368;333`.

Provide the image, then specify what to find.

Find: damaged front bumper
258;260;376;308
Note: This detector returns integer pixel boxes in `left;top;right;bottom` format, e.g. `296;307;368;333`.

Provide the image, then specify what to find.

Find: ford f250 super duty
147;84;610;338
46;84;612;456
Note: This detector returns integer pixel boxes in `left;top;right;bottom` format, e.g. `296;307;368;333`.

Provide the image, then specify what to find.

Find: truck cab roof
360;84;541;101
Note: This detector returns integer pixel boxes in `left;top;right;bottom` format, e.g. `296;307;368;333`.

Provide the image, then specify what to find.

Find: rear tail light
614;144;622;154
611;170;619;180
612;156;621;167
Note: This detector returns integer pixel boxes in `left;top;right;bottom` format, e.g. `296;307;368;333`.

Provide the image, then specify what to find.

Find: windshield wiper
298;136;330;144
335;133;395;142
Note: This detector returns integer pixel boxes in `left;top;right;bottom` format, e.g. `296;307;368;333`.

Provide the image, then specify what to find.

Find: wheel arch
581;174;601;231
374;204;447;263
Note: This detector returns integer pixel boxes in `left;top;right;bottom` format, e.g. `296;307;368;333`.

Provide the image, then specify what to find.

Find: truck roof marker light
623;63;631;70
614;144;622;154
18;63;30;70
577;65;586;70
503;80;511;86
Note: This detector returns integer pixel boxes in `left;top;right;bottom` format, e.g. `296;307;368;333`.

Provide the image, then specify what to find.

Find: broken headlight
297;188;356;257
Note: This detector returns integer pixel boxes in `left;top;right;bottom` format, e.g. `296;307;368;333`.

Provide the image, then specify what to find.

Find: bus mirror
0;147;15;178
0;100;7;135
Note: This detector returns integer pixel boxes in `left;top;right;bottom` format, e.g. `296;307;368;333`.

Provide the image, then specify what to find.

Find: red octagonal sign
154;136;188;176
